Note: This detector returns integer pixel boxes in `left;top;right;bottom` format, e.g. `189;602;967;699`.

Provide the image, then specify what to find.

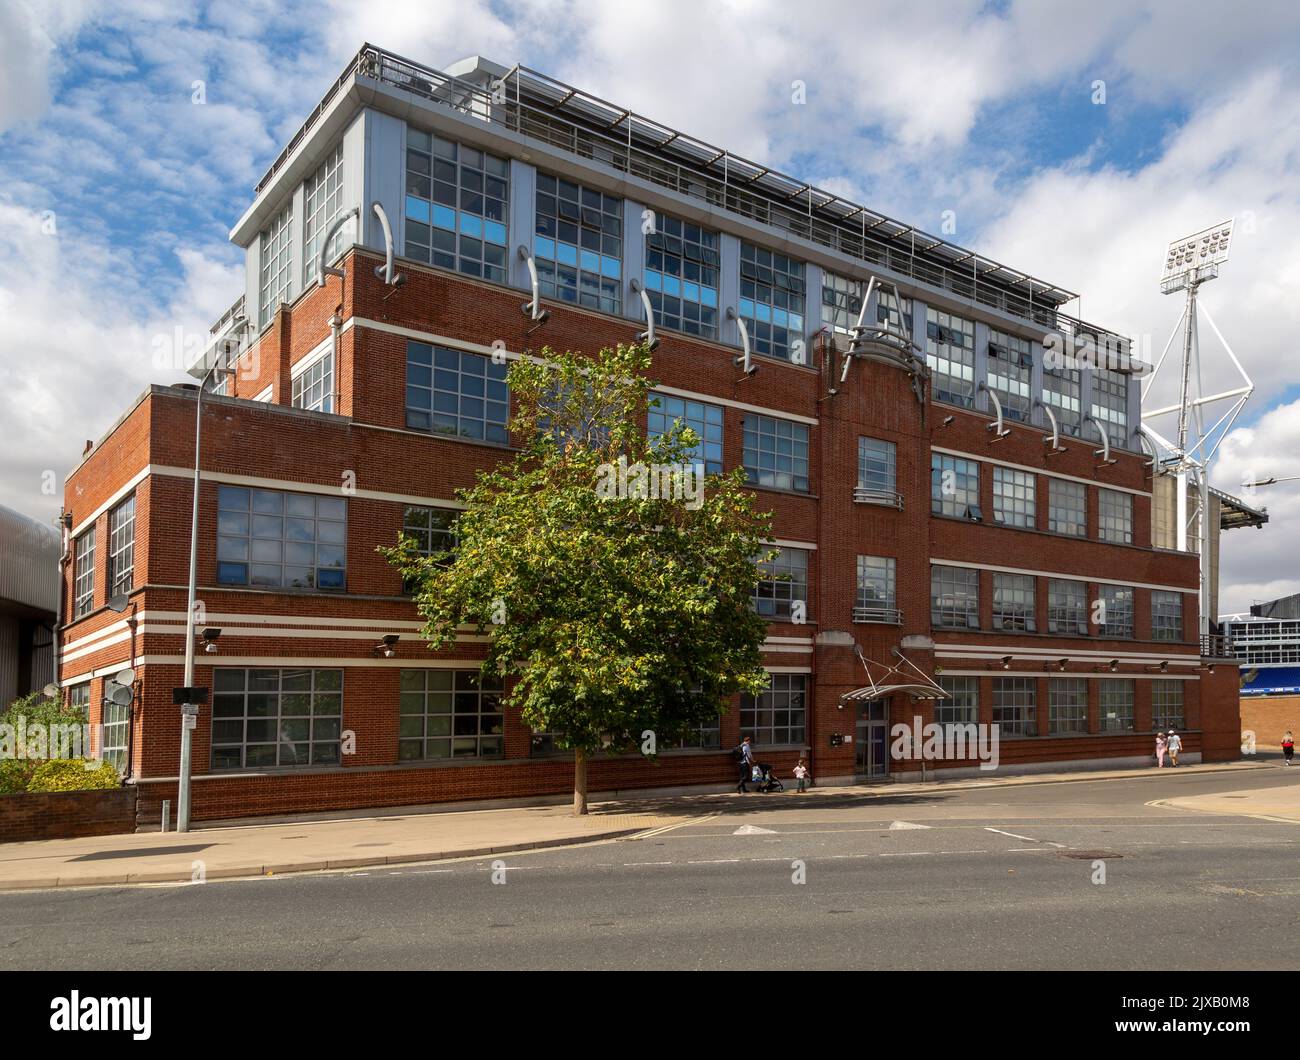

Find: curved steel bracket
316;206;360;288
1034;401;1068;454
1086;415;1117;464
978;383;1011;440
370;202;403;286
628;278;659;350
1136;431;1158;469
727;306;756;376
517;245;549;322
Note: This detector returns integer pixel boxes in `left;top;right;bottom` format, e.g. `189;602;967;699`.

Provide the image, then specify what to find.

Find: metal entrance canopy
844;644;946;702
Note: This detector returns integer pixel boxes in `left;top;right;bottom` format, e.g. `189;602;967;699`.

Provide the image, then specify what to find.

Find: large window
877;289;914;336
986;330;1033;421
754;547;808;620
216;486;346;591
1098;584;1134;639
931;453;981;519
102;694;130;772
1042;362;1082;436
108;495;135;598
258;204;293;329
743;415;810;492
303;143;345;285
925;308;976;406
211;668;343;769
857;437;897;502
1152;681;1185;730
406;131;509;283
73;528;95;618
1152;591;1184;642
821;271;866;335
1048;578;1089;635
535;173;621;313
993;466;1036;528
405;342;509;444
992;677;1037;737
740;673;806;745
931;565;979;628
645;214;720;338
402;506;458;562
1048;478;1086;537
1099;678;1135;732
292;352;333;414
739;242;805;361
399;669;504;760
935;676;978;727
992;573;1036;632
649;393;724;475
1090;368;1130;450
1098;488;1133;544
1048;678;1088;735
855;556;897;623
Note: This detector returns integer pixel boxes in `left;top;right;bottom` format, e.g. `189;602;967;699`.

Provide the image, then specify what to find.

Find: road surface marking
984;827;1067;848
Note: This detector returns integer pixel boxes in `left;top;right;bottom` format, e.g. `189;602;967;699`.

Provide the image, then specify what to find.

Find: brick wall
0;788;137;843
1241;694;1300;752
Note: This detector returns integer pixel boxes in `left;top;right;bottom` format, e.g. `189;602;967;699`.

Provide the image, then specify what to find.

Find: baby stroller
749;762;784;793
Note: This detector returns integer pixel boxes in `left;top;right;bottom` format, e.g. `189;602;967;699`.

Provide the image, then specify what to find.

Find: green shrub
0;758;38;795
26;759;121;793
0;690;87;730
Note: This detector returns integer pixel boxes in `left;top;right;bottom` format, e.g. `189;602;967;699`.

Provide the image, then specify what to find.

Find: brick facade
57;247;1239;822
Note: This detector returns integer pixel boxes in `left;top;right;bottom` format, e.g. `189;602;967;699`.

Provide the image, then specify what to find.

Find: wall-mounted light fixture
201;627;222;654
375;634;400;658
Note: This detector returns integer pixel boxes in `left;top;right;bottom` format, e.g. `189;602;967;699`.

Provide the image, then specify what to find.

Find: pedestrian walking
1166;729;1183;767
1283;731;1294;766
793;757;810;793
1155;731;1168;768
734;736;755;793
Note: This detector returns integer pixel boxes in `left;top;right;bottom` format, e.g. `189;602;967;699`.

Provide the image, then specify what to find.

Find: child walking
1284;731;1294;766
793;758;810;793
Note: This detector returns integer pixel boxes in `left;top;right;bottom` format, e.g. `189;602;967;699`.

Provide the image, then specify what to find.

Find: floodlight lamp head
1161;219;1233;292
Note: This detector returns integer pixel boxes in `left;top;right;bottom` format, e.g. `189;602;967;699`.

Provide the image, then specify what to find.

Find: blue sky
2;0;1299;613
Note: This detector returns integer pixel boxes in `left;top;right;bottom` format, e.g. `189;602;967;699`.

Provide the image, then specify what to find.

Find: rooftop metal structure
253;44;1133;351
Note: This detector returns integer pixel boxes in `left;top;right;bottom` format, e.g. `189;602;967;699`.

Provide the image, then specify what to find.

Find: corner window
645;214;720;338
406;131;509;282
258;204;293;329
739;243;805;361
405;342;509;444
216;486;346;591
534;174;621;313
303;143;345;285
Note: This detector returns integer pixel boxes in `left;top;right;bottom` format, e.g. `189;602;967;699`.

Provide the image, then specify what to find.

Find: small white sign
183;715;197;730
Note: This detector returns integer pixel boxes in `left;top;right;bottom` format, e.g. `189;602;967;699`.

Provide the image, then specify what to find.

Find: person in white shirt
1166;729;1183;766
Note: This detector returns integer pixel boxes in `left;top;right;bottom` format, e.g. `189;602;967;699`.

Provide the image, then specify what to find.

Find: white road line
984;827;1067;848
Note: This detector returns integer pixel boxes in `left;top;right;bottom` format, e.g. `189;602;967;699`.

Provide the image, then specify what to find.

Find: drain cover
1059;850;1124;859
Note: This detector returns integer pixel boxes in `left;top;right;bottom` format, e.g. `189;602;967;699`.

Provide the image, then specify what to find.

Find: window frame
215;485;347;592
108;494;135;598
645;213;720;338
739;242;806;362
1047;478;1087;537
992;572;1036;632
743;414;810;493
405;341;510;444
534;172;621;313
931;564;980;629
73;527;96;618
210;668;344;770
992;466;1036;529
740;673;807;746
399;668;504;761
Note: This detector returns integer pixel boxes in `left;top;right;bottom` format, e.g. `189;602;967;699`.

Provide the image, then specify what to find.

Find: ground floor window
1048;678;1088;735
1151;681;1185;731
211;668;343;769
400;669;503;760
935;676;977;727
102;700;130;772
740;674;806;746
1099;679;1135;732
992;677;1037;737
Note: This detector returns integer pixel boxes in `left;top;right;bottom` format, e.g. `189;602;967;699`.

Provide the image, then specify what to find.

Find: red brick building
58;45;1239;824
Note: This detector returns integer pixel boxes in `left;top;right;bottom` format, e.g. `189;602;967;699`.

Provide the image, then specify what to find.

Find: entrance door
855;697;890;779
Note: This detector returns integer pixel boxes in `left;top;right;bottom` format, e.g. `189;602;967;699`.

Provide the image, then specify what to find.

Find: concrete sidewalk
1154;779;1300;823
0;804;688;892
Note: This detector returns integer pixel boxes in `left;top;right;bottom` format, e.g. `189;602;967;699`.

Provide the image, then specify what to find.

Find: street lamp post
178;360;231;833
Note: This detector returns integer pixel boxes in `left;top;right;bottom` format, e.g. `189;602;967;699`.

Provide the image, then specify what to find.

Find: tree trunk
573;746;588;816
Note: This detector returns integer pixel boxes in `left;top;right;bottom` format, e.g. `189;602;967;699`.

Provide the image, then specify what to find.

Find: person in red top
1283;731;1294;766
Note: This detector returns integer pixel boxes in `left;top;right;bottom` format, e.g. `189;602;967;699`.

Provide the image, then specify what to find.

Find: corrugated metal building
0;504;61;707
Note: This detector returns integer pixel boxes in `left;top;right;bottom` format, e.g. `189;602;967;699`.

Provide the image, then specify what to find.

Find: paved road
3;767;1298;970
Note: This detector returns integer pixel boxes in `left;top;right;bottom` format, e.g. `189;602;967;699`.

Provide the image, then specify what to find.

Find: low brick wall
1241;694;1300;752
0;788;137;843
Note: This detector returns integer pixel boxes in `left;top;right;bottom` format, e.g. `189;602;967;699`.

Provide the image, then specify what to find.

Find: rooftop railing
254;43;1132;353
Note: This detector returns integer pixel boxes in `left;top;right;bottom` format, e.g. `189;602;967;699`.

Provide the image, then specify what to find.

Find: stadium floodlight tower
1140;220;1253;638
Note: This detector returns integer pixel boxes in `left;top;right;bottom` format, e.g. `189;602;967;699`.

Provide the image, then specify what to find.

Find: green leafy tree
384;343;774;814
